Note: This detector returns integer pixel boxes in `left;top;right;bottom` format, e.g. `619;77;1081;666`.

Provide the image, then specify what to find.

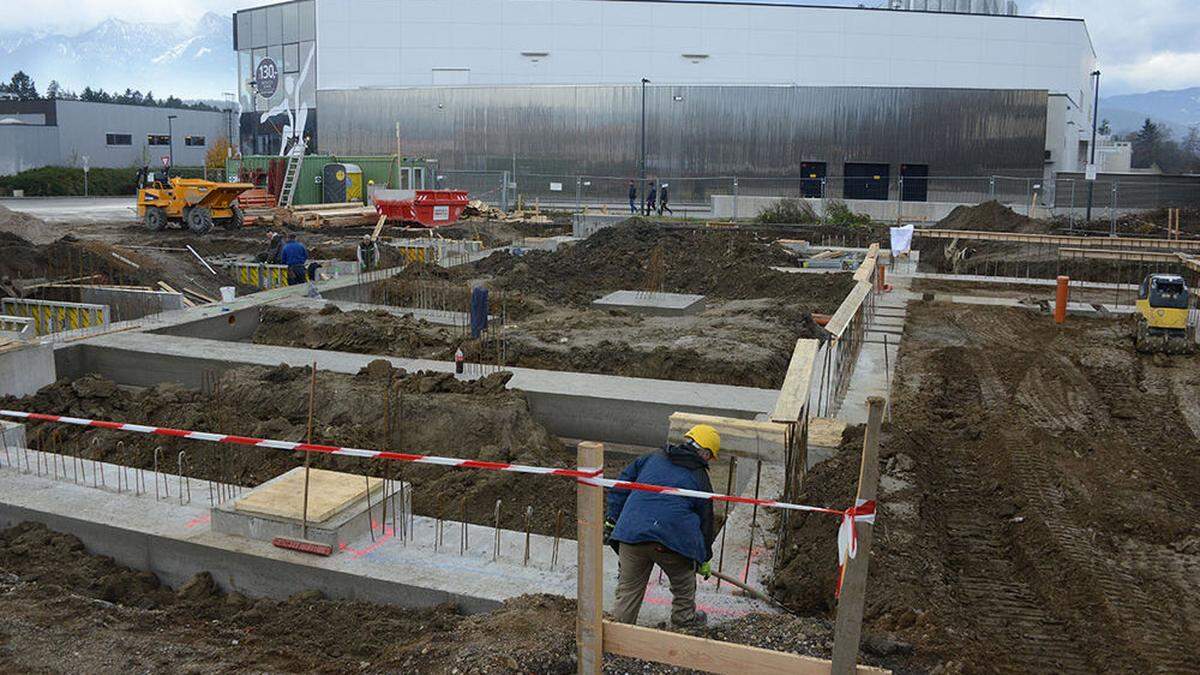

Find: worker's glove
698;561;712;580
603;519;615;545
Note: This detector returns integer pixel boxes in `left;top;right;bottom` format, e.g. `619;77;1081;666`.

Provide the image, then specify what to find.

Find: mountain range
1099;88;1200;138
0;13;235;101
2;13;1198;139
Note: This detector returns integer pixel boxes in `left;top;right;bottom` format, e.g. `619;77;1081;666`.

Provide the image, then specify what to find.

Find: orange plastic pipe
813;313;831;326
876;263;886;291
1054;275;1069;324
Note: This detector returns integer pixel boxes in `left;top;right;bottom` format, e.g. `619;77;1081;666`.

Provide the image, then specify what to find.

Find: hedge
0;166;208;197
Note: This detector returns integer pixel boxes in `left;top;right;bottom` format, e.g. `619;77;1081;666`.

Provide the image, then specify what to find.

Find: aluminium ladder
279;140;306;208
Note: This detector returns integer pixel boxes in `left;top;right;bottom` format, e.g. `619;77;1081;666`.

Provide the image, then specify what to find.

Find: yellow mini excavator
1134;273;1195;354
136;166;254;235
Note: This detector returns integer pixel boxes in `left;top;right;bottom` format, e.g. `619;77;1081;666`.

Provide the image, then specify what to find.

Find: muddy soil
1;364;580;536
770;302;1200;673
471;221;855;308
0;522;897;673
253;296;820;388
937;200;1050;234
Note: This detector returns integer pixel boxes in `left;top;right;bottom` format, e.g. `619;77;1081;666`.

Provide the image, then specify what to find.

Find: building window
105;133;132;146
148;134;170;146
185;136;206;147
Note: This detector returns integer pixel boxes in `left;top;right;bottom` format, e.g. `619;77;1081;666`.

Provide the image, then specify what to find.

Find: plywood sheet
234;467;383;523
808;416;848;449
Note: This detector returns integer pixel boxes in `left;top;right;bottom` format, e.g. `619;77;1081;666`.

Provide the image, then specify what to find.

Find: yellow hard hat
685;424;720;458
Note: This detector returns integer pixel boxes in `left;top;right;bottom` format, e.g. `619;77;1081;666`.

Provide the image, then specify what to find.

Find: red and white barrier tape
0;409;877;587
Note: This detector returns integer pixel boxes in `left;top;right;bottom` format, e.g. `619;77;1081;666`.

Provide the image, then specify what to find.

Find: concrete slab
56;332;780;448
0;451;774;626
79;287;183;321
592;290;706;317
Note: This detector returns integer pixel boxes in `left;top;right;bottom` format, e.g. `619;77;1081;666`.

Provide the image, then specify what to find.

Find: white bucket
220;286;236;303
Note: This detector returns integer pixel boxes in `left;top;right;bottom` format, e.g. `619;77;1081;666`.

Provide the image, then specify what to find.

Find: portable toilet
322;163;363;203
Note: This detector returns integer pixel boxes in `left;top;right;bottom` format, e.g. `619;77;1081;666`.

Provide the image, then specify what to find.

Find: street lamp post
167;114;178;170
640;78;649;216
1084;70;1100;228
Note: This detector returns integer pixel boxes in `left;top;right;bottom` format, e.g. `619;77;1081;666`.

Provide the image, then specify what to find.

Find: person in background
280;233;309;285
605;424;719;628
645;181;658;216
628;179;637;214
658;182;673;216
357;234;379;272
257;231;285;264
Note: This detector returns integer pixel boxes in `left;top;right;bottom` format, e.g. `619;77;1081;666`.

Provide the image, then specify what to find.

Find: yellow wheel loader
135;167;254;235
1134;273;1195;354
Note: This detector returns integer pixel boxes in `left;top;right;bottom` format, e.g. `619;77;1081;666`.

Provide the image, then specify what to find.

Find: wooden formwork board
826;282;872;339
770;338;820;424
668;412;787;462
915;228;1200;252
1058;247;1185;263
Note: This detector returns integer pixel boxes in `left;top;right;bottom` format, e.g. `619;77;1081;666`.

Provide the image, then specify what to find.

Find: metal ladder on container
279;140;306;208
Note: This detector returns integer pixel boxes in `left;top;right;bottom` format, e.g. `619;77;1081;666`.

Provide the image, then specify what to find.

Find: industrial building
0;100;232;175
232;0;1096;203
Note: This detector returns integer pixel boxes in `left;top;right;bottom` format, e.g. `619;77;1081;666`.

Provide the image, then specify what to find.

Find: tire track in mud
997;328;1200;673
924;347;1097;673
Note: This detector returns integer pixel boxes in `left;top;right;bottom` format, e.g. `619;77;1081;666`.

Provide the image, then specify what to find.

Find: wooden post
576;441;605;674
831;396;885;674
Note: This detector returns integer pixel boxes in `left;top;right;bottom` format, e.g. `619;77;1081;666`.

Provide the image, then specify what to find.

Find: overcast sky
7;0;1198;95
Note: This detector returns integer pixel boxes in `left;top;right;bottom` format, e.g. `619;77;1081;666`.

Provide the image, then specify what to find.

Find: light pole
167;114;178;170
640;78;649;216
1084;70;1100;227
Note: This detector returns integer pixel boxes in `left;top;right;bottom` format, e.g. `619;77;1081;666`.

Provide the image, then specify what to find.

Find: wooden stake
301;361;317;538
576;441;604;675
831;396;886;674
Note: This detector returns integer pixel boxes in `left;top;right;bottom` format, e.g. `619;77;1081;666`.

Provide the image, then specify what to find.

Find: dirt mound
0;522;894;673
472;221;853;308
0;204;56;245
3;366;575;534
937;200;1050;234
772;303;1200;672
0;231;47;282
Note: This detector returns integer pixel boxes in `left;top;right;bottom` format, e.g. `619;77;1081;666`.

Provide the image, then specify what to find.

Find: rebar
743;459;763;584
551;509;563;570
178;451;190;505
523;505;533;567
302;362;317;538
154;446;164;499
716;454;737;591
493;499;502;561
460;496;468;555
51;431;60;481
364;470;376;542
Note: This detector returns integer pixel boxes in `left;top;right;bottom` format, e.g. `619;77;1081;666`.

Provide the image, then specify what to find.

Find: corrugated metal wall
317;85;1047;181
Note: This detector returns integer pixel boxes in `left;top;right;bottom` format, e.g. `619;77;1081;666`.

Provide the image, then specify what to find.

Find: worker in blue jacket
279;233;309;285
606;424;719;627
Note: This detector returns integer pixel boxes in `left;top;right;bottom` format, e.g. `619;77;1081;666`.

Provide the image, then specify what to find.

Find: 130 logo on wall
254;57;279;98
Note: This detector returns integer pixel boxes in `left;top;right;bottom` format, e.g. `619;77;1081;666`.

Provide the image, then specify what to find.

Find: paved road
0;196;137;223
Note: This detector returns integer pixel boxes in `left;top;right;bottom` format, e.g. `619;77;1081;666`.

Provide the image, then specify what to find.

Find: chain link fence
431;169;1200;220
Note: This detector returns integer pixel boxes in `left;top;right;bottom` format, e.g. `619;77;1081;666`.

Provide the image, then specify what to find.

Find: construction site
1;177;1198;673
2;0;1200;670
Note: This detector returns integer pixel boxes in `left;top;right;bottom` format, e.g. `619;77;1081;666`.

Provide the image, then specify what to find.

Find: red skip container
375;189;469;228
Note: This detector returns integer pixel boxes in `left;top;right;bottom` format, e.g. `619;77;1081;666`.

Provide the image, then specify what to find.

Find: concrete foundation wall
711;194;977;222
55;334;778;447
80;287;184;322
149;305;263;342
0;343;56;397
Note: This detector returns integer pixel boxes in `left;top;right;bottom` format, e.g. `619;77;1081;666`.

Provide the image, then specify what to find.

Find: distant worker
645;181;658;216
357;234;379;272
658;182;673;216
257;231;285;264
280;233;309;285
606;424;719;627
628;180;637;214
